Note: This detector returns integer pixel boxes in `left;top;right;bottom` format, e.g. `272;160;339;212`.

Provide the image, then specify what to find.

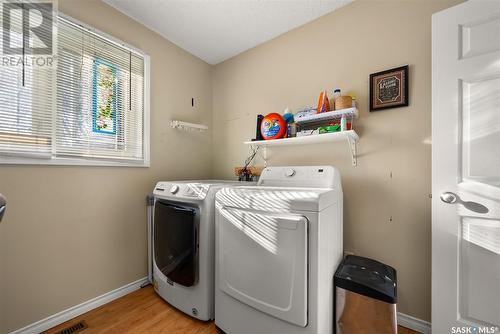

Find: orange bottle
317;91;331;113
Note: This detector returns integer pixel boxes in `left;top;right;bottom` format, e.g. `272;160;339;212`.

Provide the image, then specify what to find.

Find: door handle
440;191;489;214
0;193;5;224
440;192;457;204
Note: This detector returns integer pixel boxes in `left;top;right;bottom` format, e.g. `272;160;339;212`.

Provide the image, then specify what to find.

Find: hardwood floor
44;286;419;334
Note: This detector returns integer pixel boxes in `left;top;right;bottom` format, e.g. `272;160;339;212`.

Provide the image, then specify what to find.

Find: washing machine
215;166;343;334
151;180;244;321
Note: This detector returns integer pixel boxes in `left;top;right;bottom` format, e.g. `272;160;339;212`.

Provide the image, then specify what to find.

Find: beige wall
0;1;213;332
212;0;462;322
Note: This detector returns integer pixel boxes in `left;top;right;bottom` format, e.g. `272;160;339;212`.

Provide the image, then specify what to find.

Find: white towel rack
170;120;208;131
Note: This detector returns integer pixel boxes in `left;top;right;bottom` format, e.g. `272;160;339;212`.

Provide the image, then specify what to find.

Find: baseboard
398;312;431;334
10;277;149;334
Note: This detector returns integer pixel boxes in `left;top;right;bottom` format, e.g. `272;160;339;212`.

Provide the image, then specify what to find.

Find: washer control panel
154;182;210;200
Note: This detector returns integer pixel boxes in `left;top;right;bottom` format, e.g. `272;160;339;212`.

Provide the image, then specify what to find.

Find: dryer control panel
258;166;339;189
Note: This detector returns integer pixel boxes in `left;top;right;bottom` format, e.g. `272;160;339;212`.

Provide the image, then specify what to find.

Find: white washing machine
215;166;343;334
151;180;244;321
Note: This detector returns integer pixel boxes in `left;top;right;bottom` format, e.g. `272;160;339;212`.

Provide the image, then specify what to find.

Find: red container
261;113;287;140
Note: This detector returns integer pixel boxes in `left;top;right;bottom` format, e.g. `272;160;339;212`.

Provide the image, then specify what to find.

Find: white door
217;206;308;327
432;1;500;333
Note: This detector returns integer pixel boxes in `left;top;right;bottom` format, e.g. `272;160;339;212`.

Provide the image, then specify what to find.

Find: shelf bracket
250;145;268;167
258;146;268;166
346;135;357;166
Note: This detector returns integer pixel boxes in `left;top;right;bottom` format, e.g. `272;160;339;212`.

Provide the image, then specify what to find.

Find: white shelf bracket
346;135;357;166
255;145;268;166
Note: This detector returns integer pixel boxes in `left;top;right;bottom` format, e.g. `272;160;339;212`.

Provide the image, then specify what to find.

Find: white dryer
215;166;343;334
151;180;244;321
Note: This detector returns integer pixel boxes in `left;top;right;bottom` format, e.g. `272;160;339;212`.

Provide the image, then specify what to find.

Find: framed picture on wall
369;65;409;111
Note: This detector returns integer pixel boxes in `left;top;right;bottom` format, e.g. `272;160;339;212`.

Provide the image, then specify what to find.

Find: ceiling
103;0;353;65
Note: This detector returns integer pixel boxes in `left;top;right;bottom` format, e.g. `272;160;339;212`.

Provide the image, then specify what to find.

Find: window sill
0;156;150;168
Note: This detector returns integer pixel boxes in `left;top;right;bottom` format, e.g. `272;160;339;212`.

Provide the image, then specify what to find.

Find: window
0;12;150;166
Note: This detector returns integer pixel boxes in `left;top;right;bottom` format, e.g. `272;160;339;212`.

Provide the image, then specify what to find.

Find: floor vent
56;320;88;334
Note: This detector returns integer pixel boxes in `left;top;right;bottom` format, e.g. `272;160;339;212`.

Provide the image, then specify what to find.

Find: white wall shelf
295;107;358;125
244;130;359;166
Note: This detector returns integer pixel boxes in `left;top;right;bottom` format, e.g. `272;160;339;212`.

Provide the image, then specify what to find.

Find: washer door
154;200;198;287
218;206;308;327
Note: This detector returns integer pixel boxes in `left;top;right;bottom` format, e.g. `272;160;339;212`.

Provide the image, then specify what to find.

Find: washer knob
285;168;296;177
170;185;179;194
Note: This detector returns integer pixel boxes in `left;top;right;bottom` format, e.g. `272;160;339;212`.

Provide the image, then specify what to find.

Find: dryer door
218;206;308;327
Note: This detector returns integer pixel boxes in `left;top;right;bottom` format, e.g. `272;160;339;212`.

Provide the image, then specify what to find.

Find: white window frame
0;13;150;167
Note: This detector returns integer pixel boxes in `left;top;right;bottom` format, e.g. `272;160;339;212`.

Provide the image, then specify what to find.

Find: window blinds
0;3;54;157
56;17;145;162
0;11;146;164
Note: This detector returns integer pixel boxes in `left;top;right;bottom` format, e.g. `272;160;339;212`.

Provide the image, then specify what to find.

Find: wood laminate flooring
44;286;419;334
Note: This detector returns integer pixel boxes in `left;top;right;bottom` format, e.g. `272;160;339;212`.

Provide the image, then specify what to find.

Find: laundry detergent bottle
261;113;287;140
